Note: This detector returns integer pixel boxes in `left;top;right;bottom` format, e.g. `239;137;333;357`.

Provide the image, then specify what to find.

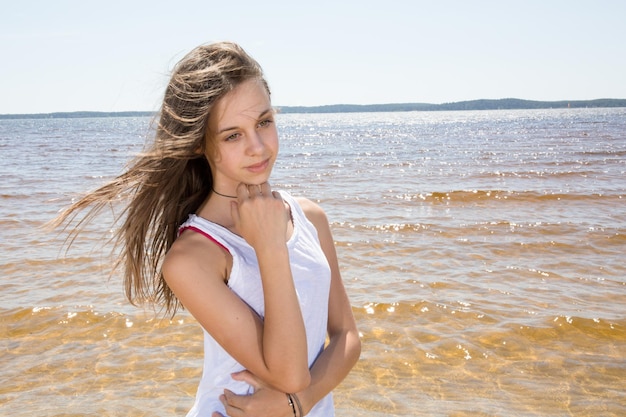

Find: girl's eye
258;119;273;128
225;132;240;142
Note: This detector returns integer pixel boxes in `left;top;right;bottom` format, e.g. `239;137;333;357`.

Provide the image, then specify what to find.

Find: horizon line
1;97;625;118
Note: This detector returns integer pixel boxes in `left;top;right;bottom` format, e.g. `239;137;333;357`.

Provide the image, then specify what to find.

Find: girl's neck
212;188;237;199
196;193;236;230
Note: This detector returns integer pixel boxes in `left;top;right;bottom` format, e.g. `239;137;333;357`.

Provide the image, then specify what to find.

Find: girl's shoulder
162;225;230;286
293;196;330;232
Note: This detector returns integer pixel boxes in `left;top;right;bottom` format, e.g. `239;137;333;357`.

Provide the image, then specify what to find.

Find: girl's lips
246;158;270;173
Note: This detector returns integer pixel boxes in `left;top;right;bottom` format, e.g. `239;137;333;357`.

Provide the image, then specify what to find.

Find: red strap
179;225;230;254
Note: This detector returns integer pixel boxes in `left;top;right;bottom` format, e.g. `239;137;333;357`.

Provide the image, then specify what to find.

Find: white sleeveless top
181;191;334;416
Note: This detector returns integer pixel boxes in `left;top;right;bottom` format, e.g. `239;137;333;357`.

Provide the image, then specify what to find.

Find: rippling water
1;108;625;416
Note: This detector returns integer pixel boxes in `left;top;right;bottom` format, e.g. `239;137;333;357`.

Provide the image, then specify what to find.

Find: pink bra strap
179;225;231;254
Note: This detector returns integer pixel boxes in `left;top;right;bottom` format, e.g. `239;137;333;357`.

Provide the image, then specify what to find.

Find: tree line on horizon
277;98;626;113
1;98;625;119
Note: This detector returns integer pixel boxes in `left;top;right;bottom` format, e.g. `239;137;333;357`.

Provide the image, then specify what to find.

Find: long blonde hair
52;42;270;315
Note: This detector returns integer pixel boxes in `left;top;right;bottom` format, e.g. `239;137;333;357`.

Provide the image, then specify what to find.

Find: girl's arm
294;197;361;414
162;185;310;394
217;198;361;416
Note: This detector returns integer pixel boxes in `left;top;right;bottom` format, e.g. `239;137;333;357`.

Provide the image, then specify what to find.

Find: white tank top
181;191;334;416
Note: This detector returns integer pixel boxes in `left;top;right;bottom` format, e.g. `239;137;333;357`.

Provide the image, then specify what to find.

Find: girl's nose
246;130;264;154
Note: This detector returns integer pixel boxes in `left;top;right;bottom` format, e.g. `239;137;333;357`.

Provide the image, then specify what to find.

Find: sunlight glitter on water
2;108;625;416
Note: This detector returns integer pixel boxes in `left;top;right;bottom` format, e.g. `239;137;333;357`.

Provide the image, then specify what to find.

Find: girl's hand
230;182;290;251
212;370;294;417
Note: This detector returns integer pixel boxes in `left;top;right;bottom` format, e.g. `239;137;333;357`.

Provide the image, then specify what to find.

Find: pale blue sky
1;0;625;114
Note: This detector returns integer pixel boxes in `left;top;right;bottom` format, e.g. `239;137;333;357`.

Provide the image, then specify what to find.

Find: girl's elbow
275;370;311;394
337;326;361;367
354;335;362;356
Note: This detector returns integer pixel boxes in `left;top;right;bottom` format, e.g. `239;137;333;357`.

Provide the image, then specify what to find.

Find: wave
339;219;626;234
3;305;191;340
390;189;623;204
351;301;626;345
476;169;618;179
575;149;626;158
5;302;624;342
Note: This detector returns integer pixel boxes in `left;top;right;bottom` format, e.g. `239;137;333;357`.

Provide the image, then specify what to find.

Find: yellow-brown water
2;109;625;416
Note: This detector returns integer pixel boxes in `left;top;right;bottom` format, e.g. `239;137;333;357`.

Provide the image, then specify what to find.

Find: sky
1;0;625;114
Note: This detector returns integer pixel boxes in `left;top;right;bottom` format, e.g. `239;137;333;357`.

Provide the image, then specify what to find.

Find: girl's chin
247;179;271;186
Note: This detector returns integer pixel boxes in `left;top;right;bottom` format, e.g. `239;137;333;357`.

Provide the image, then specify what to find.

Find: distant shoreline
1;98;625;119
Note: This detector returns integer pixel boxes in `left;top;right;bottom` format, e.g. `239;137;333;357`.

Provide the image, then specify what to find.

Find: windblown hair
52;42;270;316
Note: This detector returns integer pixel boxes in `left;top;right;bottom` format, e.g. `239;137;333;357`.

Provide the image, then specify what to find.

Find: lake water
1;108;625;416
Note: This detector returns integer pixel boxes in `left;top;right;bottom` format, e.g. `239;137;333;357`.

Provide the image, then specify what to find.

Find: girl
53;41;360;416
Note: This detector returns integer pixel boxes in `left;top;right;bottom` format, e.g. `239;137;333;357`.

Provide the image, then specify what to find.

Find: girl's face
205;78;278;191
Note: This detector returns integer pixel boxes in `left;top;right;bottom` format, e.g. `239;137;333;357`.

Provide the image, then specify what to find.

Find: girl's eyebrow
217;107;273;135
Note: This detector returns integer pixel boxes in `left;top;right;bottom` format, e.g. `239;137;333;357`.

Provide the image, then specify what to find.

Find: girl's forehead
210;79;271;129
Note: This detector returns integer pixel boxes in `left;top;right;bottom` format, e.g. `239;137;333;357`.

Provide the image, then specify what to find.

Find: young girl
53;41;360;416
